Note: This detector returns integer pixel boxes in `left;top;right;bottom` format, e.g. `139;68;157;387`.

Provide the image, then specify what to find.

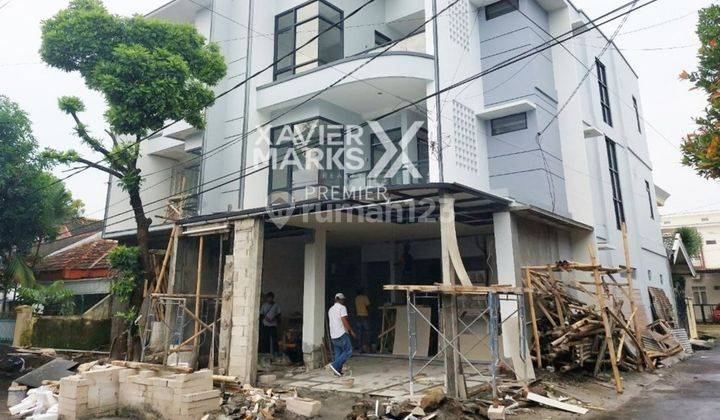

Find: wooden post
523;268;542;368
588;246;623;393
155;225;178;293
191;236;205;369
621;224;645;356
441;293;467;399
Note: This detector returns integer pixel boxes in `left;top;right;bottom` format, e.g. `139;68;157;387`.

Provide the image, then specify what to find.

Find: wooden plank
154;225;178;293
110;360;192;373
383;284;524;294
524;268;542;369
191;236;205;370
589;245;623;393
441;294;467;399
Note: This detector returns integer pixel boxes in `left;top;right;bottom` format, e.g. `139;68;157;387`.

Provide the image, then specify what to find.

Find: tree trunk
128;185;155;301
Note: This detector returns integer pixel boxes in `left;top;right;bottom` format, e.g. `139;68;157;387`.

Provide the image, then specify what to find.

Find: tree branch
74;157;123;179
105;129;118;147
69;110;112;157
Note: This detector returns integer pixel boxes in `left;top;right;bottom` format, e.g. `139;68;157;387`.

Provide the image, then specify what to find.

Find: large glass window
268;118;344;204
485;0;519;20
370;127;428;185
491;112;527;136
606;137;625;230
274;1;344;81
645;180;654;220
596;59;613;126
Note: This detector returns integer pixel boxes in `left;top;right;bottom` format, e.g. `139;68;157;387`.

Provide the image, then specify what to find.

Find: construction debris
524;391;588;415
15;358;78;388
218;384;286;419
524;262;655;380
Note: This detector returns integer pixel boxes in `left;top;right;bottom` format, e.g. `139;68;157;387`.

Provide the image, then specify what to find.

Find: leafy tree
676;226;703;258
39;0;226;316
681;5;720;179
17;281;76;316
0;95;81;307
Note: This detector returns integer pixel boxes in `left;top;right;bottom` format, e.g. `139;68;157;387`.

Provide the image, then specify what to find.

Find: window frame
490;112;528;136
596;59;613;126
485;0;519;20
606;137;625;230
645;180;654;220
267;116;344;202
273;0;345;81
632;95;642;133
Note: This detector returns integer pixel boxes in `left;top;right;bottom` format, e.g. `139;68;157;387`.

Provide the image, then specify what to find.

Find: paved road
596;345;720;420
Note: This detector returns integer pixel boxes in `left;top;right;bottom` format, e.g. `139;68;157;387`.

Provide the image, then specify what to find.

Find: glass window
268;118;344;203
296;2;319;22
692;286;708;304
633;96;642;133
645;180;654;220
596;59;613;126
707;240;718;245
606;137;625;230
491;113;527;136
277;11;295;31
273;1;344;80
486;0;519;20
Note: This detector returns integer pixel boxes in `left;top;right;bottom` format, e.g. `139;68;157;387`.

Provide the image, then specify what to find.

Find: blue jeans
355;317;371;350
331;333;353;372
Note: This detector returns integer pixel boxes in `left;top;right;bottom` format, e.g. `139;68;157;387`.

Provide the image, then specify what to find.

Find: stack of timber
524;262;654;378
642;320;688;364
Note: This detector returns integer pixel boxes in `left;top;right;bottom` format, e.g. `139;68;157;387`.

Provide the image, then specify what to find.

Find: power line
46;0;662;245
36;0;379;192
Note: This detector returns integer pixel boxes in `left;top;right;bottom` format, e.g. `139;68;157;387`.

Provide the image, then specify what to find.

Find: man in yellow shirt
354;288;371;352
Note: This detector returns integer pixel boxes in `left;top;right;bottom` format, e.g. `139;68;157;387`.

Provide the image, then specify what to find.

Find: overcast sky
0;0;718;219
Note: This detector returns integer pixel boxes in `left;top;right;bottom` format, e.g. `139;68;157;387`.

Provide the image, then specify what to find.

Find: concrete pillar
492;211;535;380
12;305;34;347
227;217;264;383
302;229;326;369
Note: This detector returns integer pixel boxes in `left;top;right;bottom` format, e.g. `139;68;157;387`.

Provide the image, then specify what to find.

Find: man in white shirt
327;292;356;376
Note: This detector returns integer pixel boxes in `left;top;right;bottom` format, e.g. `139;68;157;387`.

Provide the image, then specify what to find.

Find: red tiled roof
36;238;117;280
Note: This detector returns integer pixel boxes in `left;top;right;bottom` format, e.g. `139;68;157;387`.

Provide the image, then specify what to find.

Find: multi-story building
103;0;674;381
662;211;720;314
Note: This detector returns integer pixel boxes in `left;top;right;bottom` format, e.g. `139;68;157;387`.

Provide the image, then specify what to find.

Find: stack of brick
58;366;221;420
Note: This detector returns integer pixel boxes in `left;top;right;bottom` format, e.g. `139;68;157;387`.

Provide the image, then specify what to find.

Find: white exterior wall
104;0;675;319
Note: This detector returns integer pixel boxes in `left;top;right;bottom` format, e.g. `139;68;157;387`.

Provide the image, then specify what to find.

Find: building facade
662;211;720;314
102;0;673;381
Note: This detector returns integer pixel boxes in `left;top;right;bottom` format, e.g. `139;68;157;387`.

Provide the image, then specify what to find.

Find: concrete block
487;405;506;420
179;390;221;403
285;397;321;418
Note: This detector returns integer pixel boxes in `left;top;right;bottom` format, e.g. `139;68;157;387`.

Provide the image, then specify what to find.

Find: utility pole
431;0;444;182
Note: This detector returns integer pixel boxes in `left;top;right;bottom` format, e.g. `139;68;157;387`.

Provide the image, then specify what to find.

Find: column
302;228;326;369
492;211;535;380
227;217;264;383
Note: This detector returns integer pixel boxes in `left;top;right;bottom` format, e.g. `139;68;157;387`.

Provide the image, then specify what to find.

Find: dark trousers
259;324;278;355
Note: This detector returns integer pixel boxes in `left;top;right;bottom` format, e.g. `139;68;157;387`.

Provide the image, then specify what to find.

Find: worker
354;288;371;352
327;292;356;376
259;292;280;356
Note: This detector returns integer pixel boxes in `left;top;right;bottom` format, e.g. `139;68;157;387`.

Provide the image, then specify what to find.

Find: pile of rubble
528;267;655;373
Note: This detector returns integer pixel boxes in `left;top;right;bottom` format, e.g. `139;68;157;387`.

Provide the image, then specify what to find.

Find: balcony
363;31;426;56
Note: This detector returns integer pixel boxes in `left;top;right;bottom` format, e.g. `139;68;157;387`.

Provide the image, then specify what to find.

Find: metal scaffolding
384;284;529;401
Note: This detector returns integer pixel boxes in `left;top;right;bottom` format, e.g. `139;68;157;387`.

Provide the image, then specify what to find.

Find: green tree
676;226;703;258
0;95;81;307
681;5;720;179
39;1;226;313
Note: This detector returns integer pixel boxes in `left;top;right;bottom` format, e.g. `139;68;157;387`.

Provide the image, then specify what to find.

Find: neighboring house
35;232;117;314
662;210;720;320
36;217;104;259
103;0;674;381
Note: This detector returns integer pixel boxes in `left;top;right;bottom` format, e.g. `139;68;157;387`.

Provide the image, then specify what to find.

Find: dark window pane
319;20;343;62
375;31;391;46
277;11;294;31
319;1;342;24
275;29;294;69
490;113;527;135
486;0;519;20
